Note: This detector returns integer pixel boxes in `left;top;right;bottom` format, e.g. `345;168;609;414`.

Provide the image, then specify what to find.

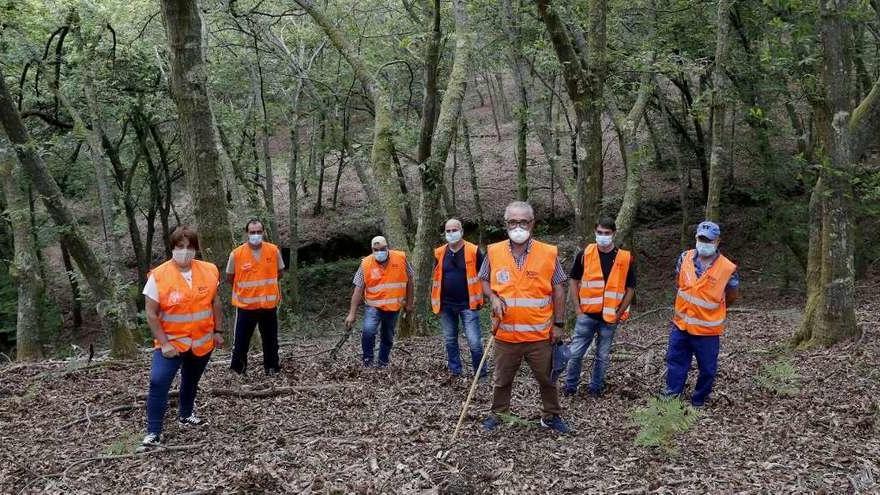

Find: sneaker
141;433;161;447
587;388;602;398
540;415;571;434
266;368;280;377
561;387;576;397
362;360;374;368
691;400;706;409
179;415;206;427
482;415;501;432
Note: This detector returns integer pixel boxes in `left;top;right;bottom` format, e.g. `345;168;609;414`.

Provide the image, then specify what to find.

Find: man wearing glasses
563;217;636;398
227;218;285;376
430;219;486;378
345;236;414;367
479;201;570;434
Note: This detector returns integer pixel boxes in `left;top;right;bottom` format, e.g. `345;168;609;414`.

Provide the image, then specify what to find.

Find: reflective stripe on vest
578;244;632;323
231;243;281;310
159;309;213;323
232;294;279;305
431;242;484;314
236;278;278;289
672;250;736;336
505;297;551;308
365;297;406;308
362;250;408;312
488;239;557;343
676;289;720;309
366;282;408;293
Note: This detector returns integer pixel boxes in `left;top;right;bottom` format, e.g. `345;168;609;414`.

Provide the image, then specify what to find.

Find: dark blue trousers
665;325;720;405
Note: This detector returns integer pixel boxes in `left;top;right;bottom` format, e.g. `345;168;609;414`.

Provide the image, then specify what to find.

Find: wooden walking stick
450;318;499;443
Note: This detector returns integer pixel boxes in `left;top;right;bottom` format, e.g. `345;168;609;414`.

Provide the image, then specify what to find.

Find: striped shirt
478;239;568;285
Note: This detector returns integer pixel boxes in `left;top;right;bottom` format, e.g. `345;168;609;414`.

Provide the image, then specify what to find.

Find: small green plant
631;397;699;453
497;412;534;429
105;431;140;455
756;358;800;396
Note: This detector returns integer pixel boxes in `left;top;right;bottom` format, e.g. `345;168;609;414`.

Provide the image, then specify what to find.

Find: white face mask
445;230;462;244
374;250;389;262
508;227;530;244
595;234;613;248
696;241;717;257
248;234;263;246
172;248;196;266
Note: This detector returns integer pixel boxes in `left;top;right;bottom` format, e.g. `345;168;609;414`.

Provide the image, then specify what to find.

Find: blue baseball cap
696;221;721;240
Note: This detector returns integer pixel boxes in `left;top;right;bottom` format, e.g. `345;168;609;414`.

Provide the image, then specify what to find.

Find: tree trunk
794;0;880;348
482;73;503;142
461;116;485;245
160;0;235;270
705;0;734;223
293;0;409;247
610;71;653;249
59;239;84;335
0;68;136;357
500;0;532;202
536;0;606;241
405;0;472;337
0;148;44;360
249;53;277;236
313;113;326;215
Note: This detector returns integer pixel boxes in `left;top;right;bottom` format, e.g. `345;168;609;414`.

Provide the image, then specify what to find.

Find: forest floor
2;276;879;494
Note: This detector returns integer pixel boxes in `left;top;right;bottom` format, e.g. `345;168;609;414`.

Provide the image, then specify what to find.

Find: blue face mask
248;234;263;246
374;250;389;263
696;241;717;257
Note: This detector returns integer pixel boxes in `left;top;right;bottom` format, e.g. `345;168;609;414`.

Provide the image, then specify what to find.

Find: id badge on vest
496;268;511;285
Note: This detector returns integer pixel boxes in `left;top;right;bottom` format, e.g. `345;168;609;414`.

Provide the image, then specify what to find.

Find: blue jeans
439;307;485;376
564;315;617;394
146;349;211;434
361;306;399;366
665;325;720;405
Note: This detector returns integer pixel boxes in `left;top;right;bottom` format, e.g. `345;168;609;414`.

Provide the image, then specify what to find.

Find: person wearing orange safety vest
141;226;222;447
562;217;637;398
344;236;414;367
227;219;285;376
480;201;570;434
664;220;740;408
431;219;486;377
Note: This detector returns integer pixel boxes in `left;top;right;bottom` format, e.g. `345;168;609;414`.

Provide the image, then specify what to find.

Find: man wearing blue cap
664;220;739;407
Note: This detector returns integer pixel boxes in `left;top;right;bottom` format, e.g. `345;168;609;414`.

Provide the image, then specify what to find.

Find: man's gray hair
445;218;463;230
504;201;534;221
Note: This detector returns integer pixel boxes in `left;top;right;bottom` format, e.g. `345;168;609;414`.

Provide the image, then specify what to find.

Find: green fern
632;397;699;453
756;358;800;396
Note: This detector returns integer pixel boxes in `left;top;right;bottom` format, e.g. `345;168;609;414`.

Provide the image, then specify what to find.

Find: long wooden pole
450;319;499;442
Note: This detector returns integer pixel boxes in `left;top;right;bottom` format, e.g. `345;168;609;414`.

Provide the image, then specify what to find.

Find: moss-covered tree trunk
160;0;235;270
705;0;734;223
404;0;472;337
609;71;653;249
793;0;880;348
0;68;136;358
536;0;606;240
0;147;44;360
293;0;408;247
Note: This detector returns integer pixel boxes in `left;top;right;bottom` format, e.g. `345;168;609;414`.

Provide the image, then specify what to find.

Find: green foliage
756;358;801;396
105;431;140;455
631;397;700;453
0;263;16;353
497;412;534;428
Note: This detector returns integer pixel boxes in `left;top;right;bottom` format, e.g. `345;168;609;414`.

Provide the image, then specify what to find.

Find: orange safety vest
579;244;632;323
487;240;557;343
361;250;408;312
151;259;219;356
672;250;737;336
431;241;484;314
231;242;281;310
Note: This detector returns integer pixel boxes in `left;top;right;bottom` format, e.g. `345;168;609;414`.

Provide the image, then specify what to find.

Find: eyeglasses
505;219;531;229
